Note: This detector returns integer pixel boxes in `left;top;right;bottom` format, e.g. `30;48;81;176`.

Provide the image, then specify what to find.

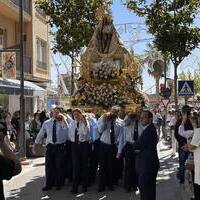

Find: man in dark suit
132;110;160;200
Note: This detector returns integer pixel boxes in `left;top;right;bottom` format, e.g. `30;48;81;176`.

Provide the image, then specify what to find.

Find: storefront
0;78;46;114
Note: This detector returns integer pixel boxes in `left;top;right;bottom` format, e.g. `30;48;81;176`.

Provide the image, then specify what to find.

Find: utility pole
164;55;167;88
19;0;26;158
163;55;168;140
71;55;75;96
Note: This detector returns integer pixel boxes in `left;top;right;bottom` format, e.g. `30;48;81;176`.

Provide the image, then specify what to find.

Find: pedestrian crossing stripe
179;82;193;95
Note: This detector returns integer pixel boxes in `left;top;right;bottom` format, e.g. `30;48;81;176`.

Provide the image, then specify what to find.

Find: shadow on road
6;175;137;200
6;143;191;200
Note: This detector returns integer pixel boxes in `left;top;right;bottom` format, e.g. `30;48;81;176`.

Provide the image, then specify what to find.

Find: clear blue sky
51;0;200;94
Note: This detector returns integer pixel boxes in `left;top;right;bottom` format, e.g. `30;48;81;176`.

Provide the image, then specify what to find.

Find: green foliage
127;0;200;66
35;0;111;57
179;70;200;94
144;43;169;78
127;0;200;108
143;43;170;94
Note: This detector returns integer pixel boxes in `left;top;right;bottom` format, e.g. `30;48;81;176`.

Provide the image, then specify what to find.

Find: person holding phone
0;122;22;200
33;107;68;191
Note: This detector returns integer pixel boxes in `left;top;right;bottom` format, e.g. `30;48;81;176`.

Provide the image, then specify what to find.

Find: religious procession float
71;14;144;112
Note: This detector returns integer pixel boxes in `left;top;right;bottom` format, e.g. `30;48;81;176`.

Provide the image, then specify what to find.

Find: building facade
0;0;50;113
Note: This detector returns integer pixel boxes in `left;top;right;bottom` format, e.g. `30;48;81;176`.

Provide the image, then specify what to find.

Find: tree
144;43;169;95
179;70;200;94
127;0;200;110
35;0;110;93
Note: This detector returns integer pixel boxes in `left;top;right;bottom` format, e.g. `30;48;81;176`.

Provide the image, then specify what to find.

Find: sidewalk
4;157;45;184
157;140;193;200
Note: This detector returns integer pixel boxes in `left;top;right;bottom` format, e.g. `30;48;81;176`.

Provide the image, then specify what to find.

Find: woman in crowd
4;112;16;151
178;106;194;186
183;115;200;200
29;112;41;140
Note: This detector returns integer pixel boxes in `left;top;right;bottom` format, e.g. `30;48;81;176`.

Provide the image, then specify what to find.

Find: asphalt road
4;141;192;200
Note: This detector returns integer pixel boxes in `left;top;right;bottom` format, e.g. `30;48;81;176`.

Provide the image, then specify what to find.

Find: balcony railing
10;0;31;14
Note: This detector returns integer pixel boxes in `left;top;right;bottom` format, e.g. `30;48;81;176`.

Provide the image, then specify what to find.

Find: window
10;0;31;14
36;38;47;69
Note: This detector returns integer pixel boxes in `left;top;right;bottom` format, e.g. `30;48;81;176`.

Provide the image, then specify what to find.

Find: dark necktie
75;122;79;143
110;119;115;144
52;120;57;143
133;120;139;141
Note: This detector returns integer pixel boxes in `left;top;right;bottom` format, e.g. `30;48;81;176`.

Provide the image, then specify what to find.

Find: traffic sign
161;99;170;107
178;80;194;96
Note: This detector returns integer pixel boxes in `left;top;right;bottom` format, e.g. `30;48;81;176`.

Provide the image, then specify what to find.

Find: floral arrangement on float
92;61;120;80
70;14;145;111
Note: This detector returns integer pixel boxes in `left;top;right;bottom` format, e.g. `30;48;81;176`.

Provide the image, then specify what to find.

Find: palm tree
144;43;169;95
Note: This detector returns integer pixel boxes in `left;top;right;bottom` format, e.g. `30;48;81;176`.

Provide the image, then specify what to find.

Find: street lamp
19;0;26;158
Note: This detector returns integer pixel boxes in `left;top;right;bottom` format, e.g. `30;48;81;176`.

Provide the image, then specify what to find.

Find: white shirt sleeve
178;124;193;139
35;123;46;144
190;128;200;147
97;116;107;134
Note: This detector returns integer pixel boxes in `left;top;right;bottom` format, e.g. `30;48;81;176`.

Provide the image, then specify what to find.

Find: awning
0;78;46;97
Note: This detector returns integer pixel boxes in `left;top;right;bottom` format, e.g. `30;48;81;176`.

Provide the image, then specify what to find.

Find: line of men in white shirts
33;106;159;199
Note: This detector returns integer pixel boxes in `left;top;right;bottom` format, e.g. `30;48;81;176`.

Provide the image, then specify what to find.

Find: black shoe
42;186;52;191
82;187;87;193
56;186;62;191
70;188;78;194
98;187;105;192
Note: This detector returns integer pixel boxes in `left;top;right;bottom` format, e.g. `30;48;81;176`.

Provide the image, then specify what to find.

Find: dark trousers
98;142;117;189
71;142;89;190
192;170;200;200
124;142;138;190
114;155;124;184
178;150;189;184
194;183;200;200
64;140;73;183
138;172;157;200
89;139;100;184
45;143;65;188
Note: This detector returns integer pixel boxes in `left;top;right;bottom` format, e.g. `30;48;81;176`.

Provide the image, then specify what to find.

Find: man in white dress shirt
33;107;68;191
67;109;90;194
97;106;122;192
118;111;139;193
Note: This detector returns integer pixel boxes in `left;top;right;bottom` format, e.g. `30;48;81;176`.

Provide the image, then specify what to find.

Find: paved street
4;141;192;200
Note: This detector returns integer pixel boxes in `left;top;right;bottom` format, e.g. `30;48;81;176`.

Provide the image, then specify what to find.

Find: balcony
10;0;31;14
0;0;31;22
